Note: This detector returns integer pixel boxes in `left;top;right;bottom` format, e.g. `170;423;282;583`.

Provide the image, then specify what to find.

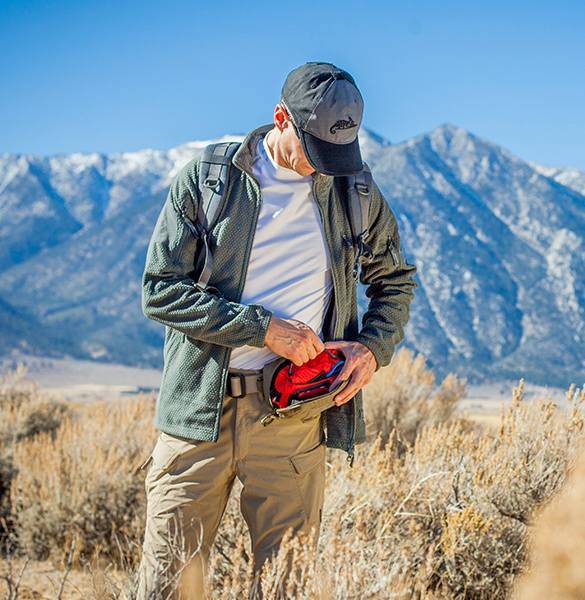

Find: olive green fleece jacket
141;123;418;466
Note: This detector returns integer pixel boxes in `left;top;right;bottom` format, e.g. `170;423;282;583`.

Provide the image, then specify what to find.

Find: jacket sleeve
141;161;273;348
352;179;418;371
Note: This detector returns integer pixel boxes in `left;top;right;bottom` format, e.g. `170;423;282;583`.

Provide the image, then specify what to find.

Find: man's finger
330;362;353;390
314;336;326;353
334;379;360;405
305;345;318;361
333;375;363;406
323;340;344;350
312;342;325;357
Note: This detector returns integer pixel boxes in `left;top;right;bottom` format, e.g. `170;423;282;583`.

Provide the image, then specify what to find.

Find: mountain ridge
1;124;583;387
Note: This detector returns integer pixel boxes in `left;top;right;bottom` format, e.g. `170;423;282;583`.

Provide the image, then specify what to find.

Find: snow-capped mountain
0;124;583;387
530;163;585;197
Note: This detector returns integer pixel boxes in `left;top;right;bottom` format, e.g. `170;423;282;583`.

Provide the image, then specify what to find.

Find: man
135;61;418;598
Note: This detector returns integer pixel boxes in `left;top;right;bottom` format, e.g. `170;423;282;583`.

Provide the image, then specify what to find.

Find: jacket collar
232;123;273;176
232;123;333;199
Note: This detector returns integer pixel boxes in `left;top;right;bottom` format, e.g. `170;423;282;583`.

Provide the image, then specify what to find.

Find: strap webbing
188;142;240;293
344;164;374;278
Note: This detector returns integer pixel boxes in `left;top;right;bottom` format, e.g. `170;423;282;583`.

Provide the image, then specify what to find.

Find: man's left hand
322;340;377;406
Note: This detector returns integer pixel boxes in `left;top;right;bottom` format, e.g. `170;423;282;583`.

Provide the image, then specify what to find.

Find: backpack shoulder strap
183;141;241;293
197;141;241;229
340;162;374;280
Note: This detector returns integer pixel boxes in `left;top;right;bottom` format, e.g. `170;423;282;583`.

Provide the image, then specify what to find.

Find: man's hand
323;340;377;406
264;316;325;366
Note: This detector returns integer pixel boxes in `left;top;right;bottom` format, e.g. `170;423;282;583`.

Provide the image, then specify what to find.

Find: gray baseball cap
280;61;364;176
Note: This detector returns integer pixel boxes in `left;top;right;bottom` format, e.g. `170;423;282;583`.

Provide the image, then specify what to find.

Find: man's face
276;104;316;176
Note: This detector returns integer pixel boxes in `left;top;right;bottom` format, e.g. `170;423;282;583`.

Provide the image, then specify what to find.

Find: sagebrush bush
204;371;584;599
364;347;465;449
0;364;70;549
204;357;584;599
0;364;70;445
8;394;155;568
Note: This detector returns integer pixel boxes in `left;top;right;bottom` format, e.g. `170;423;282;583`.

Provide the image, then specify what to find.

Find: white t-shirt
228;133;334;370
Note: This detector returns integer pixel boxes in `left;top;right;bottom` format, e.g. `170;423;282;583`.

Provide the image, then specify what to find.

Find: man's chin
296;163;316;177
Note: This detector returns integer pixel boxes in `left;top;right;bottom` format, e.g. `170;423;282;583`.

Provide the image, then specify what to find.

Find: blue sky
1;0;583;169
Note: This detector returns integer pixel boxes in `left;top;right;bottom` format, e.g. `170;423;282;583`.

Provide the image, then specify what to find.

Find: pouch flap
276;377;350;418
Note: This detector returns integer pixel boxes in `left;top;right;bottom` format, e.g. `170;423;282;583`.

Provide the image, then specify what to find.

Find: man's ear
274;103;288;132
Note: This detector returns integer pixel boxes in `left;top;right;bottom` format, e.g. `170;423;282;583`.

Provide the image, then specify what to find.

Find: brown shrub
0;364;70;549
514;438;585;599
202;375;584;600
0;364;70;445
364;347;466;449
9;394;156;569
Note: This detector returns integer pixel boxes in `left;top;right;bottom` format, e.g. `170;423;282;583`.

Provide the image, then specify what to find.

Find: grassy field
0;349;583;599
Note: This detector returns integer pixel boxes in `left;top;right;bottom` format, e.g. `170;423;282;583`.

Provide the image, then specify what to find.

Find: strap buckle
184;216;206;239
357;237;374;262
356;182;370;195
227;372;246;398
260;412;278;426
203;177;221;193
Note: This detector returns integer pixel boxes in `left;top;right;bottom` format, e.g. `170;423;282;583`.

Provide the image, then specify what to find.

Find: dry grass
0;365;70;446
0;349;583;599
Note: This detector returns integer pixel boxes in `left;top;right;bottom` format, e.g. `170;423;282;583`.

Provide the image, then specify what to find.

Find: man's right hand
264;316;325;366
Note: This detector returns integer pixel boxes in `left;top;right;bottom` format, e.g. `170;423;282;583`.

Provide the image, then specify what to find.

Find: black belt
226;369;263;398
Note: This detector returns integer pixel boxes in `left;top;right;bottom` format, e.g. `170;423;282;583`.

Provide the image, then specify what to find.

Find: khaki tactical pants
134;365;327;599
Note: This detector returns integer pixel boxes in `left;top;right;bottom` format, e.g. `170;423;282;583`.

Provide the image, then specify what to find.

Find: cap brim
299;128;363;176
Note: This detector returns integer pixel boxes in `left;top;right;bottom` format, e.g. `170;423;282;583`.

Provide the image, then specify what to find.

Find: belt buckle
228;372;246;398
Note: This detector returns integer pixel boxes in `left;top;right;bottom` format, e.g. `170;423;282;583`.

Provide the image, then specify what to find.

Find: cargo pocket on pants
135;432;187;479
287;441;326;524
134;452;154;476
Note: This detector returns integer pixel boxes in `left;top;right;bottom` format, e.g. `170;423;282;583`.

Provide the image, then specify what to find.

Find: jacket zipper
313;175;356;468
216;168;257;439
388;237;400;267
311;175;338;339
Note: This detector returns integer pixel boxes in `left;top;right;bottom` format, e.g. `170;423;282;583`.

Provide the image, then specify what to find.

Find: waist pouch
259;352;350;427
